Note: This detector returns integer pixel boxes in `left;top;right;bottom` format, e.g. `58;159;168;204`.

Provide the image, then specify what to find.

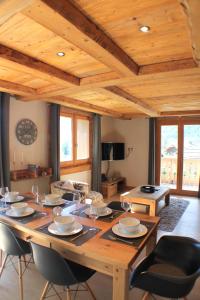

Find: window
60;111;92;172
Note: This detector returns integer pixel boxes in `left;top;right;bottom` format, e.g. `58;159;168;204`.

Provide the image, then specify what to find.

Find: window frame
60;111;92;174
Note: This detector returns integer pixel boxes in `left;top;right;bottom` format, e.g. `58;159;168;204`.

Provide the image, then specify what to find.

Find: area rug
158;198;189;232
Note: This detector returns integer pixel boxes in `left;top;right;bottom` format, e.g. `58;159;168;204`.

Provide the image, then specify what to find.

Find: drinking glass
32;184;39;203
0;187;9;207
52;206;63;221
88;204;99;230
38;193;47;217
121;201;130;212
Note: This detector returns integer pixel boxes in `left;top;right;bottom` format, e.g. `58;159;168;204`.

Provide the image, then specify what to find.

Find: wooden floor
1;195;200;300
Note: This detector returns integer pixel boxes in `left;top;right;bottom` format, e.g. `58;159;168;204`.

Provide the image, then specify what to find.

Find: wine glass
32;184;39;203
0;187;9;208
121;201;130;212
52;206;63;221
38;193;47;217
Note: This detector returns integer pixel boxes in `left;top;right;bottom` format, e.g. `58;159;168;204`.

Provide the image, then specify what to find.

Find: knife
70;229;89;241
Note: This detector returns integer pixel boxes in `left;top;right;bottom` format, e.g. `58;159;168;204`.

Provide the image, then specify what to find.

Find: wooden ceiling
0;0;200;118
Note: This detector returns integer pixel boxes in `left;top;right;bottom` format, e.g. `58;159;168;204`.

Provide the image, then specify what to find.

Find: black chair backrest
31;242;78;286
107;201;124;211
0;223;30;256
62;192;75;201
154;235;200;276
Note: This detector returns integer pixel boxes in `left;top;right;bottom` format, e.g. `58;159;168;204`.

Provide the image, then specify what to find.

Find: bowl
91;202;107;215
7;191;19;202
119;217;140;233
54;215;75;232
45;194;60;204
11;202;28;216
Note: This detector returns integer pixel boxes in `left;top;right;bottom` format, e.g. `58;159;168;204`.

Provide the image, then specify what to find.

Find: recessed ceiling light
139;25;150;33
56;52;65;57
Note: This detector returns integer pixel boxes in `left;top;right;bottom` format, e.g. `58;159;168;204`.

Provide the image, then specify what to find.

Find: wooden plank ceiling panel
68;89;145;114
74;0;192;65
0;13;110;78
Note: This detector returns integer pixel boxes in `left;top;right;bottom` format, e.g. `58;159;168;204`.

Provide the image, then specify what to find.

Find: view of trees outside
160;124;200;191
183;125;200;190
60;116;72;162
161;125;178;188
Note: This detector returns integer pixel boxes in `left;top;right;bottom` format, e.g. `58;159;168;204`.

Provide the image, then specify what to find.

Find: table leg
165;193;170;206
149;202;156;217
146;230;157;255
113;267;129;300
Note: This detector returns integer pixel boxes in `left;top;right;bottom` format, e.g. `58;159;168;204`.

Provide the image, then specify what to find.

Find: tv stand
101;177;126;198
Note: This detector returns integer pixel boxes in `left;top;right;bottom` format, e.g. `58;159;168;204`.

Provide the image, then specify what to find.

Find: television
102;142;125;161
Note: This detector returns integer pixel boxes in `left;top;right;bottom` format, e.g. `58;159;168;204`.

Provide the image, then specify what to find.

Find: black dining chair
31;241;96;300
62;192;76;201
0;222;32;300
107;201;124;211
130;235;200;300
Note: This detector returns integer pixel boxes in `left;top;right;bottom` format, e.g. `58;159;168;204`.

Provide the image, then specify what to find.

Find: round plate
4;195;24;203
44;199;65;206
112;224;148;238
48;222;83;236
84;207;112;217
6;207;35;218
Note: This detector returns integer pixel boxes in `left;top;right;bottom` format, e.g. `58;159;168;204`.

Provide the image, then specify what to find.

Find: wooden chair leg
142;291;150;300
40;281;50;300
66;287;71;300
18;257;23;300
0;254;8;278
85;281;96;300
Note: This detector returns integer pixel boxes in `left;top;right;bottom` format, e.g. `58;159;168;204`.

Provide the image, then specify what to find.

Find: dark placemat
36;222;101;246
44;200;75;209
100;221;155;248
71;205;124;223
0;209;47;224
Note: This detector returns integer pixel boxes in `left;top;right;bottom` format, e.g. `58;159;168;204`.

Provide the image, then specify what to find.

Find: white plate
6;207;35;218
5;196;24;203
84;207;112;217
48;221;83;236
112;223;148;238
44;199;65;206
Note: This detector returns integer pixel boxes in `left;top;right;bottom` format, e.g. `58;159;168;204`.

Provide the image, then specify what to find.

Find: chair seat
67;260;96;283
148;263;186;277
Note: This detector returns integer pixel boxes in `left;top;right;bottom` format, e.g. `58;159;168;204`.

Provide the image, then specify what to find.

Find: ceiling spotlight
56;52;65;57
139;25;150;33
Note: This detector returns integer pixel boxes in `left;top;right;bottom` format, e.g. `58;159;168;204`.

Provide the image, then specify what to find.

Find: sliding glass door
156;117;200;196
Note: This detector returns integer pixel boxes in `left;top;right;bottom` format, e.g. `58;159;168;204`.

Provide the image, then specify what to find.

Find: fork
108;235;133;245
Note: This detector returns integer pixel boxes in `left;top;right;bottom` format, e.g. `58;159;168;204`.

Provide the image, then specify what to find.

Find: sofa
51;180;103;202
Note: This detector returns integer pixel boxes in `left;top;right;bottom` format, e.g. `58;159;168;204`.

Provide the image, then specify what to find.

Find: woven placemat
36;222;101;246
71;205;124;223
100;221;154;248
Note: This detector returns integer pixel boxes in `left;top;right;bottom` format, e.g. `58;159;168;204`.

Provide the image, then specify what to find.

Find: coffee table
120;186;170;216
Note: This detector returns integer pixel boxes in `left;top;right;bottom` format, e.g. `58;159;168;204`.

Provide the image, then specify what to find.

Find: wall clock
16;119;38;145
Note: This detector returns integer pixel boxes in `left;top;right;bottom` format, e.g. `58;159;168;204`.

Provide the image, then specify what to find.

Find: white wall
9;97;49;170
101;117;149;187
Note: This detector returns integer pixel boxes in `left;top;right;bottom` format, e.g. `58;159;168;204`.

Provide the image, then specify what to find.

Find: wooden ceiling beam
35;58;197;97
139;58;197;75
0;79;37;96
160;110;200;116
104;86;159;117
0;0;33;26
22;0;139;76
179;0;200;66
0;44;80;86
19;95;123;118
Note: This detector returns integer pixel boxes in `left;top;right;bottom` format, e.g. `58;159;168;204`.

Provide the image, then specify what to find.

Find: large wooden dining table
0;199;160;300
